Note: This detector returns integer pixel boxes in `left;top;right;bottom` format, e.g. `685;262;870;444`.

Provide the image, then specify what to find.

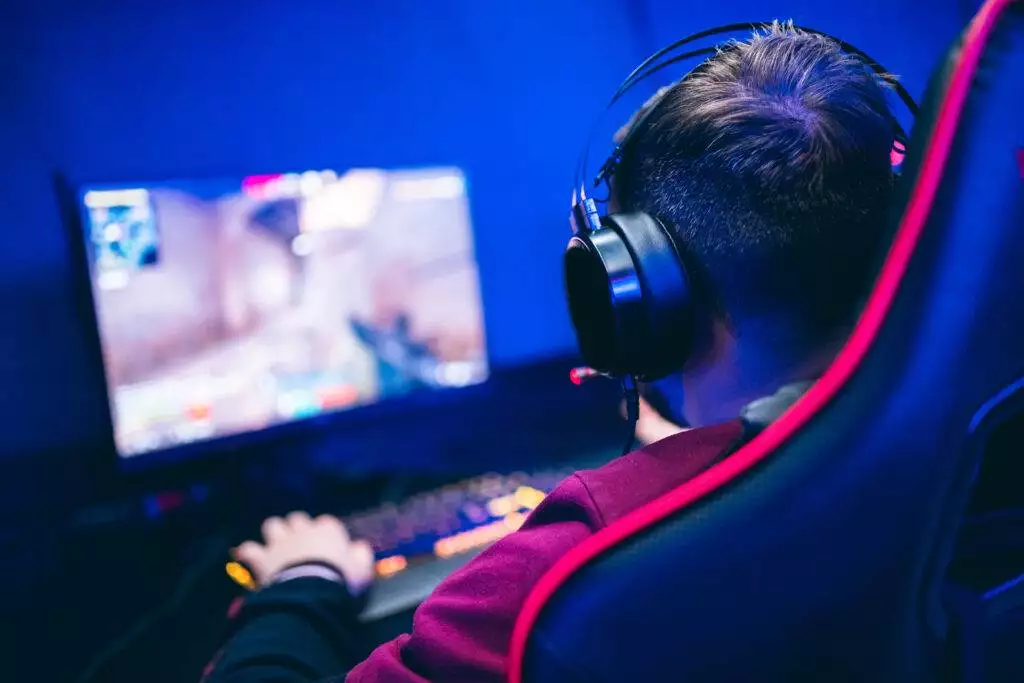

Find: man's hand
234;512;375;595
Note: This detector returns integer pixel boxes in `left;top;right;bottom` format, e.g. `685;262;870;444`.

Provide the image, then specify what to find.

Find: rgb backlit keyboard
345;467;576;579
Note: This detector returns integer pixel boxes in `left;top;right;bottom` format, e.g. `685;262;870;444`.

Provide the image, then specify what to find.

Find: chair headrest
511;1;1024;681
739;381;815;437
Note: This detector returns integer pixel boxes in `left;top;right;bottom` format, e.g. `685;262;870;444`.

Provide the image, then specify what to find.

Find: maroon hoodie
205;420;743;683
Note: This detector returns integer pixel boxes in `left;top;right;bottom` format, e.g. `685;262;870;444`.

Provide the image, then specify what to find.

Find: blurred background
0;0;981;680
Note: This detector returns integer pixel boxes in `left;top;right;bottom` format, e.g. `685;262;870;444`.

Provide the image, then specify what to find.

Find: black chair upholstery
512;1;1024;681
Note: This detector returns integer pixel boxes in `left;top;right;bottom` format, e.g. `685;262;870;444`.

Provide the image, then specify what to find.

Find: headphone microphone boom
569;366;605;385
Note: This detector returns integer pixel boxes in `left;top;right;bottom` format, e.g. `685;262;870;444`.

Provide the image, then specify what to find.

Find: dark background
0;0;979;679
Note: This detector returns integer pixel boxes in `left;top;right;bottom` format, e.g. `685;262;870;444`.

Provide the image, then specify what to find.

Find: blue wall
0;0;967;464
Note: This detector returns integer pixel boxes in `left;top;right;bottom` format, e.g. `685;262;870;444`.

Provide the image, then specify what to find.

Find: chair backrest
509;1;1024;681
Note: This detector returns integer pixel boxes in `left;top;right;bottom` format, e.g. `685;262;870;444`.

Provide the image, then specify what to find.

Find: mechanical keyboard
349;466;577;619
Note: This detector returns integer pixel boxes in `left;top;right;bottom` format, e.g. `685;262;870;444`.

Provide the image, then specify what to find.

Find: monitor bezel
62;167;492;474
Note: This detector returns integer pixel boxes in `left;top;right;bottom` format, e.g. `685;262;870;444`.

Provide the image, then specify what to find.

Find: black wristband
271;560;347;585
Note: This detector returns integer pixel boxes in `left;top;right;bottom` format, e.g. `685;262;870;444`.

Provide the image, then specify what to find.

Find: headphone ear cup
564;212;695;379
564;230;640;375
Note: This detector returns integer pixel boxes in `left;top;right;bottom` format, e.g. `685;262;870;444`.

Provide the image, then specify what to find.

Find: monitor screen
80;167;489;459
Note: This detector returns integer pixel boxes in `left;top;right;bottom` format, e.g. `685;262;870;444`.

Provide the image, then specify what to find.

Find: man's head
614;22;897;422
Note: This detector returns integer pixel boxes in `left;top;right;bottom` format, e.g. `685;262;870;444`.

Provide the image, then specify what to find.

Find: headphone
564;22;919;383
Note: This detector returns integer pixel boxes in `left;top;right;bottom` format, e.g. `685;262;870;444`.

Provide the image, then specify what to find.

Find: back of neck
681;339;837;428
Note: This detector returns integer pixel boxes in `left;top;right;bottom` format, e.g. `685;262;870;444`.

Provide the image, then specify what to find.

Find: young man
206;23;897;683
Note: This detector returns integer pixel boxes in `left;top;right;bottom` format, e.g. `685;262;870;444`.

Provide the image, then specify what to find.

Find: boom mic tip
569;366;605;385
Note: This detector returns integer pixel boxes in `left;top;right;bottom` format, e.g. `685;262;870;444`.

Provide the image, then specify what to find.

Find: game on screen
81;168;489;458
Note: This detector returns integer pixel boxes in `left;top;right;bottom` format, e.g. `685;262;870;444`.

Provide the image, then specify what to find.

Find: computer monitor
79;167;489;460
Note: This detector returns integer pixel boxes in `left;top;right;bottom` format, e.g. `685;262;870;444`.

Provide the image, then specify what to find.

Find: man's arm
204;475;605;683
204;576;363;682
203;513;374;682
348;476;603;683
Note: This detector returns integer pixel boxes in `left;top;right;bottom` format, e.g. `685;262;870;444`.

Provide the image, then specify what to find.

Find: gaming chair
509;0;1024;681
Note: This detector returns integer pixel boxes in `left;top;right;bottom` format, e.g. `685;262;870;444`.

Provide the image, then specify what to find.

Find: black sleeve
203;577;364;683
